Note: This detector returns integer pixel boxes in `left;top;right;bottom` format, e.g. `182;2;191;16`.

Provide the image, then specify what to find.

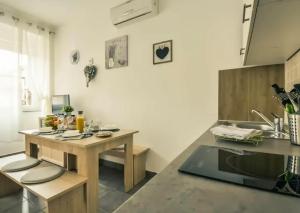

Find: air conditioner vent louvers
111;0;159;26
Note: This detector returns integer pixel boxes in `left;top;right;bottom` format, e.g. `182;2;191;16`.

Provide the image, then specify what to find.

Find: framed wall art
105;35;128;69
153;40;173;65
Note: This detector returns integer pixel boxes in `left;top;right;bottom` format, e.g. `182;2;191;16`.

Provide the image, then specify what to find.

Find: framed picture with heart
153;40;173;65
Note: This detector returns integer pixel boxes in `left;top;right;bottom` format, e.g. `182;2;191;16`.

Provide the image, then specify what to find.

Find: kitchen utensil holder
288;114;300;146
287;156;300;175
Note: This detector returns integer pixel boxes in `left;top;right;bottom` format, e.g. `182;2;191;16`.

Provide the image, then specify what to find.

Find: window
20;30;50;112
0;22;20;142
0;15;51;142
20;53;39;111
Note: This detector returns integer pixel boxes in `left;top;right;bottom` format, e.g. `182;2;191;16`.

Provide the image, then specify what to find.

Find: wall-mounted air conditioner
111;0;159;26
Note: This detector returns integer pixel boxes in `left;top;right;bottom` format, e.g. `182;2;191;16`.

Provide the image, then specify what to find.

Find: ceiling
0;0;83;28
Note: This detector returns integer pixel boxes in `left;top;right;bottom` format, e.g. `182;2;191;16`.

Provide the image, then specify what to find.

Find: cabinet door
245;0;300;66
241;0;255;63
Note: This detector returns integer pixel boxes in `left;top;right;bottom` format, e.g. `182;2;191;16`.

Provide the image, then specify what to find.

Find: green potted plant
62;105;74;116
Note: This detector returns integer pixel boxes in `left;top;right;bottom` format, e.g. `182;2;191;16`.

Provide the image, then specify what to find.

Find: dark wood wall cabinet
218;64;284;121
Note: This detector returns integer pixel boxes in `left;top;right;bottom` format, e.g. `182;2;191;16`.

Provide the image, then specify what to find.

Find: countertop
115;122;300;213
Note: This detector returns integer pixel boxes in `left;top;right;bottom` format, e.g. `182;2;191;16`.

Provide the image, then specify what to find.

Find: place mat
21;165;64;184
32;130;63;136
1;158;40;172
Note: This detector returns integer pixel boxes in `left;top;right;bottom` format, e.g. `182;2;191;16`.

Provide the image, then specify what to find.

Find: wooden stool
0;153;87;213
102;145;149;185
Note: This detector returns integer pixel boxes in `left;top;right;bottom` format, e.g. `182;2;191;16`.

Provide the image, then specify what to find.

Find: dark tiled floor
98;163;155;212
0;164;155;213
0;190;45;213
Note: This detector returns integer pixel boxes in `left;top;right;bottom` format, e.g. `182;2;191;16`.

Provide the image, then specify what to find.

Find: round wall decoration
71;50;80;64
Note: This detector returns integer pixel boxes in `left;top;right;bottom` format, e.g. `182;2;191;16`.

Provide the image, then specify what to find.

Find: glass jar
57;114;65;131
76;111;85;133
66;115;76;130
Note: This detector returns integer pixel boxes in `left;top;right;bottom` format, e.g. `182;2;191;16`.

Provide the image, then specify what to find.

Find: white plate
62;130;81;138
96;131;113;138
100;124;118;131
38;127;53;133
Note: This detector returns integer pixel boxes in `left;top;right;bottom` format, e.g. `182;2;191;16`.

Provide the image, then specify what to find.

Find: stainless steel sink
235;123;273;131
219;120;290;140
260;131;289;140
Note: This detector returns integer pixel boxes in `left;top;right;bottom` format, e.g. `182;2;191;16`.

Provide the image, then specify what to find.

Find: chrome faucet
251;109;276;129
251;109;289;139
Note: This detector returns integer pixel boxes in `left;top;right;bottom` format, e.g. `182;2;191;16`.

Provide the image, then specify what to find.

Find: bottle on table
76;111;85;133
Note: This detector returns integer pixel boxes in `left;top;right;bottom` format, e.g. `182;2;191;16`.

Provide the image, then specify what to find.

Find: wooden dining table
19;129;138;213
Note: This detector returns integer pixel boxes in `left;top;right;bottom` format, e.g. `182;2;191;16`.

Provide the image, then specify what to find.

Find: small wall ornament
84;58;97;87
71;50;80;64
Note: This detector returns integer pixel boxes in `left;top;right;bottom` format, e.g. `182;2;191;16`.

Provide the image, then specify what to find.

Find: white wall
20;112;40;130
54;0;243;172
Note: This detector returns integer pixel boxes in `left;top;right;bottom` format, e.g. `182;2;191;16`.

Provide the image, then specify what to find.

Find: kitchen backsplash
286;50;300;91
219;64;284;121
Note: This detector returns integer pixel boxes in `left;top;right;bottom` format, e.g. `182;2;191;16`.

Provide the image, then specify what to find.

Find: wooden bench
0;153;87;213
102;145;149;185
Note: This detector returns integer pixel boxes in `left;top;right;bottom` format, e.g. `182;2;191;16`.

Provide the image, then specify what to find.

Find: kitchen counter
116;122;300;213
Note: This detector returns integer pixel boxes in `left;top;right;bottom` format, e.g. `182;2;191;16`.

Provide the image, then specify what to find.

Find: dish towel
210;125;262;140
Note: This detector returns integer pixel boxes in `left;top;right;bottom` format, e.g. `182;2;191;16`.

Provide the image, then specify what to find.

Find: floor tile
3;200;45;213
100;189;131;213
99;164;155;212
99;165;124;191
97;207;109;213
99;183;111;198
0;190;24;212
22;190;46;209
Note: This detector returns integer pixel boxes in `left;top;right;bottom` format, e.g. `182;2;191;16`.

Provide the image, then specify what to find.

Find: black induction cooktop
178;145;300;197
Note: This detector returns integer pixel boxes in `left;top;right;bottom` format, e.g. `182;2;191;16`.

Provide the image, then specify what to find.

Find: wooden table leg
76;148;98;213
24;135;31;156
124;136;134;192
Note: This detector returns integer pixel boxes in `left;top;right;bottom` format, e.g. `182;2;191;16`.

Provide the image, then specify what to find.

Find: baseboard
0;151;25;158
99;159;157;177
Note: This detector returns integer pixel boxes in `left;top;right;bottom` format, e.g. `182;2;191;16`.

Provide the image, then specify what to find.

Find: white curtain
22;27;51;115
0;21;20;142
0;15;51;142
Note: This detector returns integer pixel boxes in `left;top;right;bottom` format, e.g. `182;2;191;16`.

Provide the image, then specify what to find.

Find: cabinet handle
240;48;245;55
242;4;252;23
